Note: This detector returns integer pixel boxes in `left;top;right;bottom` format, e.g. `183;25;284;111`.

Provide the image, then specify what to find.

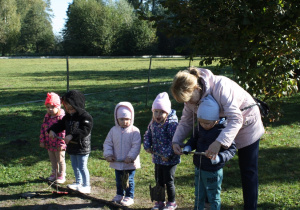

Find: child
144;92;180;210
48;90;93;194
40;92;66;184
103;102;141;206
183;95;237;210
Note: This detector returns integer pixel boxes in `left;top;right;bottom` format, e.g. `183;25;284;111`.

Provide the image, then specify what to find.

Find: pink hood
103;102;141;170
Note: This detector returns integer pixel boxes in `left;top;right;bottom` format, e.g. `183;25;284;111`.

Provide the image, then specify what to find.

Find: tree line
0;0;187;56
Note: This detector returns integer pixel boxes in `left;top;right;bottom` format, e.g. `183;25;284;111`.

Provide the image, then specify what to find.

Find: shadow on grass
0;178;44;189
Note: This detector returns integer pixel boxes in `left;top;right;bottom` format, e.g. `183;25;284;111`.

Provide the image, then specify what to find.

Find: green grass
0;58;299;209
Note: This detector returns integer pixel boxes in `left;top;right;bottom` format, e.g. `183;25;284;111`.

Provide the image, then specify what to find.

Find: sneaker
47;173;56;181
120;197;134;206
78;185;91;194
67;182;82;191
152;201;165;210
112;194;124;203
56;176;66;184
163;202;177;210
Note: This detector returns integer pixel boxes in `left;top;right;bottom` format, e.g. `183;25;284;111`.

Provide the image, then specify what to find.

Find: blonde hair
171;67;202;103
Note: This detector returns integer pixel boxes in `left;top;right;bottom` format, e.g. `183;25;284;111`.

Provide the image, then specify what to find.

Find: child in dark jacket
183;95;236;210
49;90;93;194
144;92;180;210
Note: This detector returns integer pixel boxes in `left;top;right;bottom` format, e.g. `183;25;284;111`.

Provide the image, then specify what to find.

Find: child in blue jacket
183;95;237;210
144;92;180;210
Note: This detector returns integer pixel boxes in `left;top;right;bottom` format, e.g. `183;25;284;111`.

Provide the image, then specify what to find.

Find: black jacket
49;90;93;155
185;120;236;172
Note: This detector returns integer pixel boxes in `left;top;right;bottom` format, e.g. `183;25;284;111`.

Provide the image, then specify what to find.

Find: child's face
153;109;168;124
198;118;217;130
117;118;131;128
46;104;59;116
63;102;76;115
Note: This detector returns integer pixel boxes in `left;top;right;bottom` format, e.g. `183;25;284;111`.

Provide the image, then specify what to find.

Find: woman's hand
205;140;221;159
173;144;182;155
39;143;45;148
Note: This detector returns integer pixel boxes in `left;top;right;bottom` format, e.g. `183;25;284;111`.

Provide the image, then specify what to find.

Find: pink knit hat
152;92;171;114
117;106;132;119
45;92;61;108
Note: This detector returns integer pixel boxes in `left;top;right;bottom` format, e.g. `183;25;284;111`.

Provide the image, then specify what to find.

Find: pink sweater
172;68;265;149
40;109;66;151
103;102;141;170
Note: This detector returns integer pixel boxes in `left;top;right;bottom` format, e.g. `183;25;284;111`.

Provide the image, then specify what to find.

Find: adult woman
171;67;264;210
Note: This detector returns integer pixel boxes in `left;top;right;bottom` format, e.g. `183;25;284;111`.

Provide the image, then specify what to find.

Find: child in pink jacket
40;92;66;183
103;102;141;207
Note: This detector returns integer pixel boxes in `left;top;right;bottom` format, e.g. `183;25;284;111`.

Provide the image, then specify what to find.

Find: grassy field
0;58;299;209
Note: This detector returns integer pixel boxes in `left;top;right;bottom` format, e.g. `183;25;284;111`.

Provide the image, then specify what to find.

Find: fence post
146;57;152;107
66;56;69;92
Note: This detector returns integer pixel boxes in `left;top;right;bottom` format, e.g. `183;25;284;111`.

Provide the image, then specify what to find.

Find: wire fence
0;56;198;108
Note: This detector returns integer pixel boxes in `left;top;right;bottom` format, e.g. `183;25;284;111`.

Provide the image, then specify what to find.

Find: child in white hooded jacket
103;102;141;207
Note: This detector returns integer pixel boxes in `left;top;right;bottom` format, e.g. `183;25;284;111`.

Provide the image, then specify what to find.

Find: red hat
45;92;61;108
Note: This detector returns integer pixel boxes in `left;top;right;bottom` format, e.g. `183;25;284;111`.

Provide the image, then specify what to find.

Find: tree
18;0;54;53
63;0;157;56
0;0;21;55
63;0;107;55
138;0;299;120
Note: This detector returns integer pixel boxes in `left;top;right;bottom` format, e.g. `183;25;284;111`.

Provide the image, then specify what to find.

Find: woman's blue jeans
115;169;136;198
70;154;90;187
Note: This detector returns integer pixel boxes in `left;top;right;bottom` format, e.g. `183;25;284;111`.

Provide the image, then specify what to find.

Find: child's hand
161;157;169;162
65;135;73;144
39;143;45;148
49;130;56;139
124;157;133;164
145;148;152;154
106;156;115;162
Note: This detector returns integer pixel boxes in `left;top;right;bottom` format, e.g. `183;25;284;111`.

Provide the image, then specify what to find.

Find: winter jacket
173;68;265;149
40;109;66;151
185;120;236;172
144;109;180;165
49;90;93;155
103;102;141;170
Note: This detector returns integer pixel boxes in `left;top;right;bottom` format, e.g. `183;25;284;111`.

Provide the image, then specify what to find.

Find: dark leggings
155;164;177;202
238;140;260;210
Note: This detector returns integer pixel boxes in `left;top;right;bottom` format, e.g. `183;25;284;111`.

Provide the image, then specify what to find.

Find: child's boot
47;172;56;182
152;201;165;210
120;197;134;206
112;194;124;203
163;201;177;210
56;173;66;184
